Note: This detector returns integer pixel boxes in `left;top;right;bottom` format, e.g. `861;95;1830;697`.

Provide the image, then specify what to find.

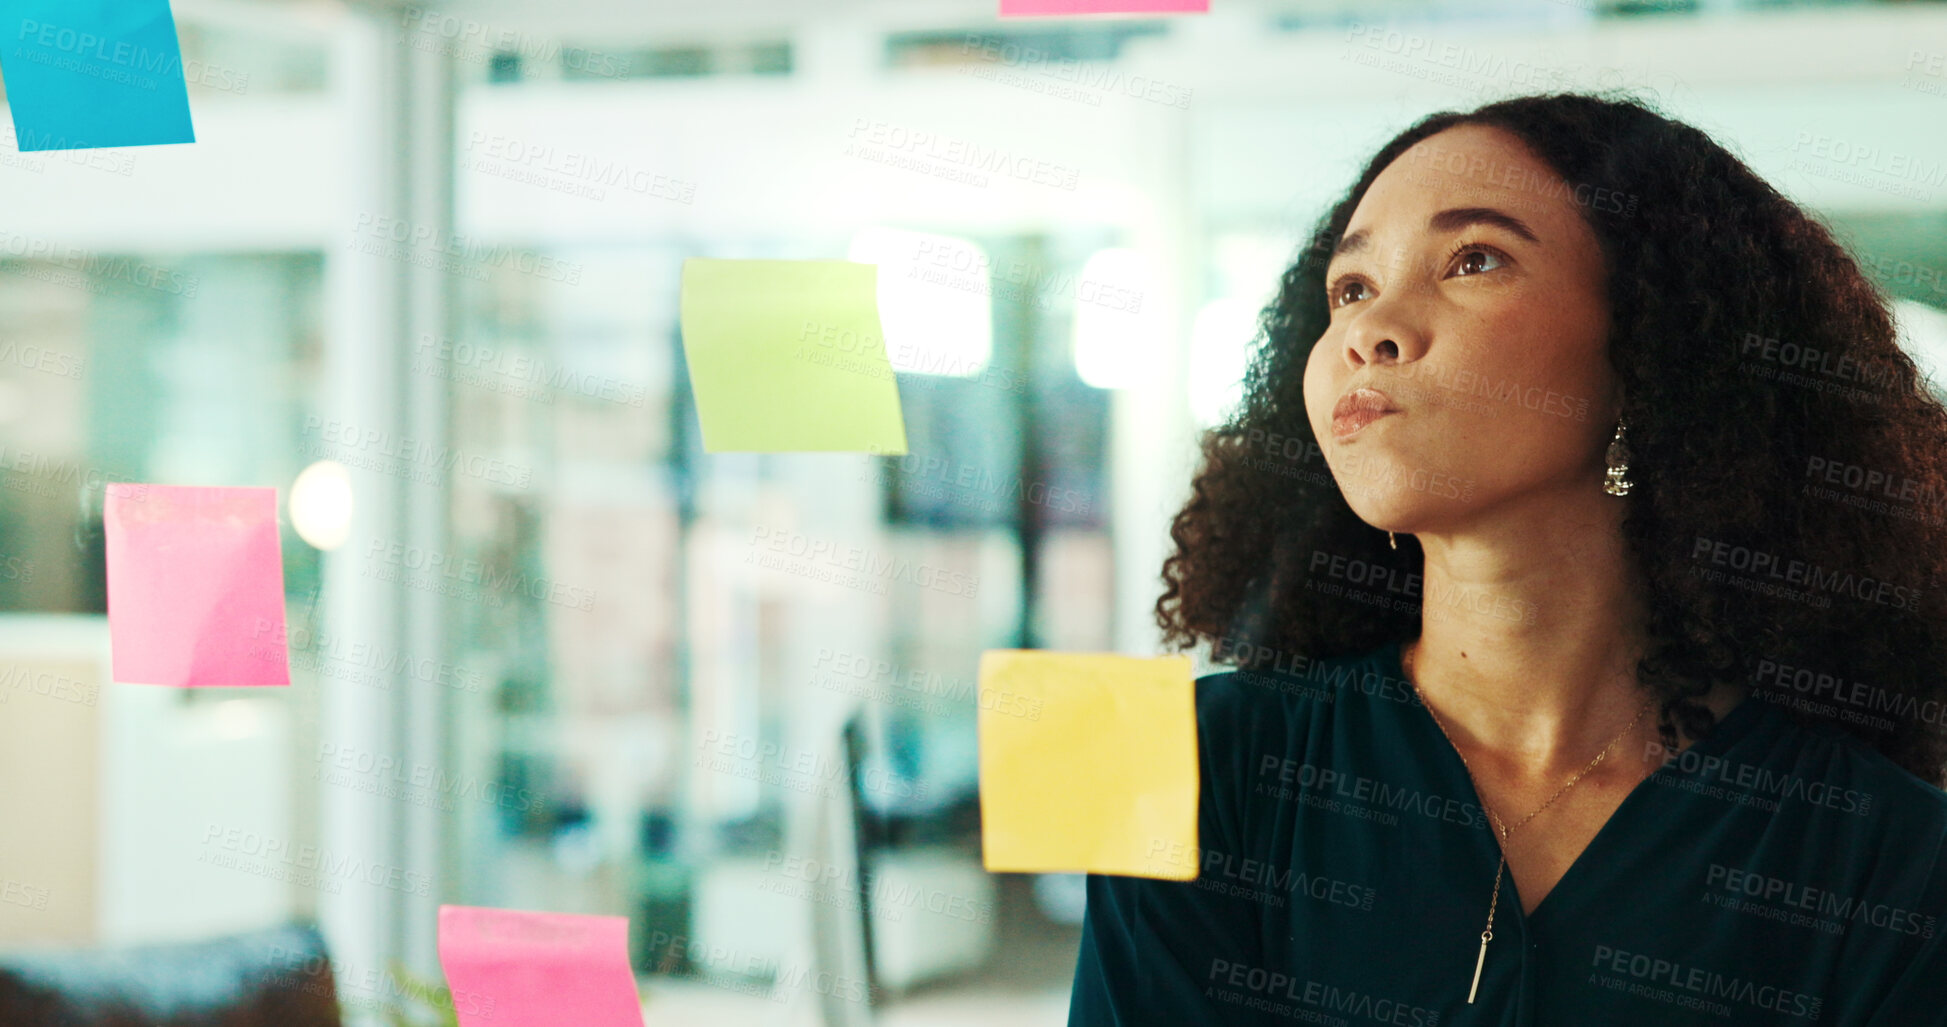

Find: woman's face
1303;123;1617;534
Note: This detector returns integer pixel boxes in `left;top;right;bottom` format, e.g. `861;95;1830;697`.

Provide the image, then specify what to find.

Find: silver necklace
1404;642;1656;1003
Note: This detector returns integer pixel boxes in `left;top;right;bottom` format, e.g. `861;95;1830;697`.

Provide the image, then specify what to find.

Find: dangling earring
1388;531;1398;550
1604;419;1633;496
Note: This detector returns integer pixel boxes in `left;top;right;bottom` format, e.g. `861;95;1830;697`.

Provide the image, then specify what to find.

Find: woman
1069;91;1947;1026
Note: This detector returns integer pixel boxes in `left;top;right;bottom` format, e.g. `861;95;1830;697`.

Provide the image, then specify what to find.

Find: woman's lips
1331;387;1400;439
1331;407;1396;438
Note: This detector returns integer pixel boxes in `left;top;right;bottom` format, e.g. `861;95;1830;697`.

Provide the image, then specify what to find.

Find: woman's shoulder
1804;712;1947;840
1740;699;1947;903
1743;696;1947;827
1186;640;1402;854
1191;638;1401;746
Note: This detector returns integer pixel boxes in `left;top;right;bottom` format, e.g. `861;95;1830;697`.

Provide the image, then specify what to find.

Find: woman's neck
1403;630;1661;782
1400;503;1670;779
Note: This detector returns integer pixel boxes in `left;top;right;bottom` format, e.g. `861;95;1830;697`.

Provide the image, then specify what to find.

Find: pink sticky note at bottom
1001;0;1208;14
437;905;644;1027
104;483;289;687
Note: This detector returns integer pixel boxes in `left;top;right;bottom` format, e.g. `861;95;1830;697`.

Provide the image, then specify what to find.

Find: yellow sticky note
977;650;1198;880
678;258;909;454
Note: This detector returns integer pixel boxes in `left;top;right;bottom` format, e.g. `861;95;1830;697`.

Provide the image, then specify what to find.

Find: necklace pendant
1467;931;1490;1003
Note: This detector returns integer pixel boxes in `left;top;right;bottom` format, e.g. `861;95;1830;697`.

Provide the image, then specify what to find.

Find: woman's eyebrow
1330;207;1541;264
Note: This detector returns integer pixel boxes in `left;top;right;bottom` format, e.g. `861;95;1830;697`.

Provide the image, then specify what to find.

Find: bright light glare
1073;248;1160;390
210;699;265;741
1893;298;1947;394
1189;298;1260;428
846;227;993;377
290;460;353;551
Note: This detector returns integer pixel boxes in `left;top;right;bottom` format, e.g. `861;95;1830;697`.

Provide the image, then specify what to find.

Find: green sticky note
679;258;909;454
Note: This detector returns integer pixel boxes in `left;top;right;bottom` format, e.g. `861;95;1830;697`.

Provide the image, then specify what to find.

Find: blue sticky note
1;0;196;151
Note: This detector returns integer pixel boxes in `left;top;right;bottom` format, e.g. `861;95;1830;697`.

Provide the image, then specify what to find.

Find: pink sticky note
1000;0;1208;15
437;905;644;1027
104;483;289;687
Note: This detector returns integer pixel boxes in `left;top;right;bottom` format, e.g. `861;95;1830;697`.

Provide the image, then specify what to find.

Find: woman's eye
1331;279;1369;308
1450;246;1506;276
1330;245;1505;308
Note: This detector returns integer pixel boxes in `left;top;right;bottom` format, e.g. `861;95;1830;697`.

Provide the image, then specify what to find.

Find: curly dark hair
1156;89;1947;785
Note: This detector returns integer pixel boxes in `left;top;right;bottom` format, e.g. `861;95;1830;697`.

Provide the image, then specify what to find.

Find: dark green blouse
1069;638;1947;1026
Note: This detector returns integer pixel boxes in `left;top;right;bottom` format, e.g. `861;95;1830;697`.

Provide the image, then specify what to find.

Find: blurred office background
0;0;1944;1023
